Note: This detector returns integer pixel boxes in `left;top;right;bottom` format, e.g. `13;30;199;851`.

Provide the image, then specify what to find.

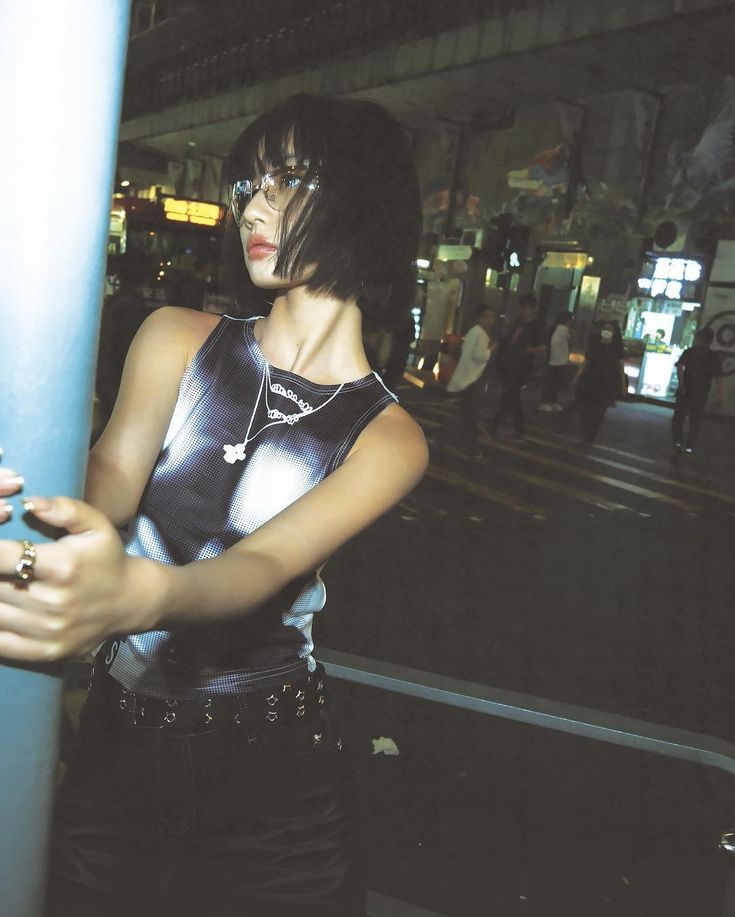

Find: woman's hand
0;487;156;662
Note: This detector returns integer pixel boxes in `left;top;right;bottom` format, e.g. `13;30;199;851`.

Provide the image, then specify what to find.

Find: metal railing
317;646;735;916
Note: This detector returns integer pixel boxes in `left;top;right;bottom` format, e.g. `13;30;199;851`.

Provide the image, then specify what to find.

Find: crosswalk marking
425;466;545;519
524;433;735;505
432;440;632;513
416;399;718;483
538;427;710;481
478;429;699;513
407;399;730;517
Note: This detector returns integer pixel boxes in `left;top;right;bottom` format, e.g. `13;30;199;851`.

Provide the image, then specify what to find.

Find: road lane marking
537;427;709;479
524;433;735;505
478;430;698;513
425;465;545;519
432;440;632;513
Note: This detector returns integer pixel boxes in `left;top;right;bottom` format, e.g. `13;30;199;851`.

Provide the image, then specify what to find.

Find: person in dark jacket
489;293;545;440
672;327;724;453
574;320;624;443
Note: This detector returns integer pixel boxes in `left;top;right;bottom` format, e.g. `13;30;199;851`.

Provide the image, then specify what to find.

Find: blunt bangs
224;94;421;329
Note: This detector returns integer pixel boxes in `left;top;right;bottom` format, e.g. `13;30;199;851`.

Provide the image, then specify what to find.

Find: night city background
20;1;735;914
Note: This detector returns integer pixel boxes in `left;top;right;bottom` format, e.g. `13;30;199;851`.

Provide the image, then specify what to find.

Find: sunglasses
230;165;318;225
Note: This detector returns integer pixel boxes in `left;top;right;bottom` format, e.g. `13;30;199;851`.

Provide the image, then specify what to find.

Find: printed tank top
108;315;397;699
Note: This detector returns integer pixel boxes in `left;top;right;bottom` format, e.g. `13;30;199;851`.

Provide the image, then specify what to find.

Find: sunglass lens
265;167;311;210
231;180;251;223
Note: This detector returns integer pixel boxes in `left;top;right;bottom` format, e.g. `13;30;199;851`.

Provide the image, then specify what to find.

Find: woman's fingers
0;629;70;664
22;495;109;537
0;592;62;638
0;468;25;498
0;467;25;522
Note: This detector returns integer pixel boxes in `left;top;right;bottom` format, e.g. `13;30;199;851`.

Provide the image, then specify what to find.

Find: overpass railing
122;0;547;119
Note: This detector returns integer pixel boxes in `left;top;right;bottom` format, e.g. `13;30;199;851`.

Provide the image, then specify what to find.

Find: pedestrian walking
574;320;624;443
490;293;545;441
0;93;428;917
538;311;573;411
672;326;724;454
446;306;496;458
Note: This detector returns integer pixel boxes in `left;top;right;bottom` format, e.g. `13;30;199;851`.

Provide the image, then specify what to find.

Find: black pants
579;400;608;443
45;668;364;917
491;376;525;436
541;365;568;404
459;377;486;454
672;396;706;449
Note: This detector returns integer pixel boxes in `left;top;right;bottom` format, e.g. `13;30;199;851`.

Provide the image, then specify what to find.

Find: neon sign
638;257;704;300
162;198;222;227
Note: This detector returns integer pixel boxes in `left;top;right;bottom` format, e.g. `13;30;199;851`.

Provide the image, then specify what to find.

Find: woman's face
600;322;615;342
235;158;316;291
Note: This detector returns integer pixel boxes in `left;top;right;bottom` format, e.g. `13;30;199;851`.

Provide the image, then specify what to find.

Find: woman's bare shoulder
134;307;223;362
350;402;428;473
142;305;222;338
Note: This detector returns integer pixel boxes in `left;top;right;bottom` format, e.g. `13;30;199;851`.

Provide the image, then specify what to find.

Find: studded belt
87;662;327;732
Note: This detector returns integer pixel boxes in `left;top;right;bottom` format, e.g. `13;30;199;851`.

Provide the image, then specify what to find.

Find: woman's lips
247;237;277;260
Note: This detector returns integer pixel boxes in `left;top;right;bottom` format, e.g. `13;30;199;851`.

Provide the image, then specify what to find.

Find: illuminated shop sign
637;257;704;301
162;198;223;227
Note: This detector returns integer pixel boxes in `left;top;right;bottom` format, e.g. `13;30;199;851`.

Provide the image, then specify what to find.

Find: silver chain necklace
223;362;345;464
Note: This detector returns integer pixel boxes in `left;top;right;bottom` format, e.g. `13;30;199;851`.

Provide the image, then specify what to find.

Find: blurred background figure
538;311;574;412
446;305;496;459
95;256;154;437
166;254;213;310
672;326;724;454
490;293;545;442
574;320;624;443
382;311;418;391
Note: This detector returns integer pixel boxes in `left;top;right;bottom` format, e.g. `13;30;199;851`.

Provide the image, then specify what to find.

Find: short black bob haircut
223;93;421;331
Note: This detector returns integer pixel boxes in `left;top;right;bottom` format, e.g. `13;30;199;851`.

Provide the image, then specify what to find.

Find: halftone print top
108;315;397;699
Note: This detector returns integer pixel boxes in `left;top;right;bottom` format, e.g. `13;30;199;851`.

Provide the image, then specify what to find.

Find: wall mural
503;101;587;235
418;79;735;245
421;177;485;234
665;76;735;218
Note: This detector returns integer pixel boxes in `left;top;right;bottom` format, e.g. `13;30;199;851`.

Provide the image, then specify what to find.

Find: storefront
622;253;708;402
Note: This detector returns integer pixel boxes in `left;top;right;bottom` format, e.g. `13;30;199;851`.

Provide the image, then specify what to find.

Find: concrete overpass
120;0;735;171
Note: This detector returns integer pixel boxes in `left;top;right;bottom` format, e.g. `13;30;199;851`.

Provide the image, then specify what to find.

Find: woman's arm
87;307;218;526
0;403;428;661
149;404;428;626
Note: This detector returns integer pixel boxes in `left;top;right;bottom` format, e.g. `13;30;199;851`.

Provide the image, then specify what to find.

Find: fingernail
23;496;50;513
1;503;12;517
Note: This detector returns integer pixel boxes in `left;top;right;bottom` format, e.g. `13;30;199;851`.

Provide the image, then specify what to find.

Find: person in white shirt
446;306;496;458
538;311;573;411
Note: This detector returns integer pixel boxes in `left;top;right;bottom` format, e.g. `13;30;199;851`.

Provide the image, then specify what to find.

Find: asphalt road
315;380;735;917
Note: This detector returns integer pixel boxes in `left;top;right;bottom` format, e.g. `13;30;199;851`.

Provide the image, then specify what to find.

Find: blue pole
0;2;131;913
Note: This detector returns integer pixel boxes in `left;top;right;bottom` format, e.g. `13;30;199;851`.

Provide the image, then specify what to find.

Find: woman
574;320;624;443
0;94;427;917
538;311;573;411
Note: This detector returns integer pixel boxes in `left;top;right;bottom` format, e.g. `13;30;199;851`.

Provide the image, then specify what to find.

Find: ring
14;539;36;585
